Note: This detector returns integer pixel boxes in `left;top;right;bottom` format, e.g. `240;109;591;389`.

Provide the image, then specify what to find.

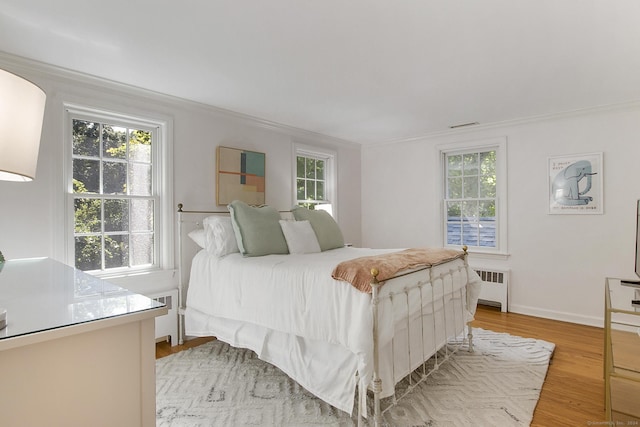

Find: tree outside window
296;154;327;209
445;149;497;248
72;119;155;271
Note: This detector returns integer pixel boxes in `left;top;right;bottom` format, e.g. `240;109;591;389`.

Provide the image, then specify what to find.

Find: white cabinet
0;258;167;427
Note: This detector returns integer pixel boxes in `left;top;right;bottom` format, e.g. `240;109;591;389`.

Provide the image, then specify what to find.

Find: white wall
362;104;640;327
0;53;362;292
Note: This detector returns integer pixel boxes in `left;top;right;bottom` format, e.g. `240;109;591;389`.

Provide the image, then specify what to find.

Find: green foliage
296;155;326;203
72;120;151;271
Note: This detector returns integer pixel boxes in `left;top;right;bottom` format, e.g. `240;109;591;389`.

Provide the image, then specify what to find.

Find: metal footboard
363;247;473;426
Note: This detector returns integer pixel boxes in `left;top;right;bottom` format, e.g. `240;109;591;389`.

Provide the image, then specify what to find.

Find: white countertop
0;258;165;342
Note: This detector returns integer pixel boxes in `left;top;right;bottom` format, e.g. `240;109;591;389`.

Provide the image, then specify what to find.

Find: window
440;138;507;253
66;106;172;273
294;145;336;213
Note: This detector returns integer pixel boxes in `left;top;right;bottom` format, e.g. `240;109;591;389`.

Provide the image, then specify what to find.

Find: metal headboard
176;204;230;344
176;203;293;344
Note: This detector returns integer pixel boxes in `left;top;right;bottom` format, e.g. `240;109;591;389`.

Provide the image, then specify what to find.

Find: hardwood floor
156;305;606;425
470;305;605;426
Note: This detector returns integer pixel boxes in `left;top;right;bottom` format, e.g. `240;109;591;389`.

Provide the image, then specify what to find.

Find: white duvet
185;247;481;415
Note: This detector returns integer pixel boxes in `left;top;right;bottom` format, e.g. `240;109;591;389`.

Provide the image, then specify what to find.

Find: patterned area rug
156;329;555;426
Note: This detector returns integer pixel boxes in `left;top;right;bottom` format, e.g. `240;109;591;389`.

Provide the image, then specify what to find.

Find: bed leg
178;310;185;345
467;323;474;352
370;268;382;427
356;379;363;427
373;378;382;427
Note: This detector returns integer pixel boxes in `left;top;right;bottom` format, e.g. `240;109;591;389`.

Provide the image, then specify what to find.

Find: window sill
466;251;510;261
447;245;510;261
88;268;177;295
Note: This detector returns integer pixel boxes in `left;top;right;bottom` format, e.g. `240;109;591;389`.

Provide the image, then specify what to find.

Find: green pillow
228;200;289;256
292;206;344;251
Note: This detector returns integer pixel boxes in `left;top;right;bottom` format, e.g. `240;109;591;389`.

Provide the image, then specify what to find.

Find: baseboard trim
508;304;603;328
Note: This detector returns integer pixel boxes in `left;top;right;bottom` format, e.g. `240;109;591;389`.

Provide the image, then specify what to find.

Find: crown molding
364;99;640;148
0;51;360;149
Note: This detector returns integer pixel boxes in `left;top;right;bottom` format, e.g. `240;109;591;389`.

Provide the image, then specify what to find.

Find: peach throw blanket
331;248;466;293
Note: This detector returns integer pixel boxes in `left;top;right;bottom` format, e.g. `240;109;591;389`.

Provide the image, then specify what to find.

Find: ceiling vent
449;121;479;129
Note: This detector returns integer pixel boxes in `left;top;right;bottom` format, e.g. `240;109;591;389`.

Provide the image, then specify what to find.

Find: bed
177;202;482;425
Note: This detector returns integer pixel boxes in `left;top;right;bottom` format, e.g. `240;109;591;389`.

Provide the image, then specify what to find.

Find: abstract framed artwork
548;152;603;214
216;146;266;206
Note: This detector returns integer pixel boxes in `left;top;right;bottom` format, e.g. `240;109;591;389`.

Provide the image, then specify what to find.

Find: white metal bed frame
176;204;475;426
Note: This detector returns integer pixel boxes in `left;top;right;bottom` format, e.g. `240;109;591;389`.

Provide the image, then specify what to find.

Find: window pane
102;125;127;159
75;236;102;271
446;201;462;219
446;222;462;245
296;157;305;179
315;159;325;180
103;161;127;194
480;151;496;176
446;201;462;245
131;199;154;232
462;223;480;246
105;235;129;269
447;155;462;177
129;163;151;196
73;159;100;194
297;179;305;200
306;180;316;200
479;221;496;247
463;177;479;198
73;120;100;157
479;200;495;219
462;200;479;220
305;158;315;179
480;174;496;198
316;181;325;201
104;199;128;232
131;234;153;266
447;177;462;199
463;153;479;176
128;129;151;163
74;198;101;233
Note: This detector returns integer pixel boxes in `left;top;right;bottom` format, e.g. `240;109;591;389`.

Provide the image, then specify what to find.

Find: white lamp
0;68;46;268
0;68;46;182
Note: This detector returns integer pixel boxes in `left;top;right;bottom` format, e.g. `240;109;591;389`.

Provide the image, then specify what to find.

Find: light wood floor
156;305;605;425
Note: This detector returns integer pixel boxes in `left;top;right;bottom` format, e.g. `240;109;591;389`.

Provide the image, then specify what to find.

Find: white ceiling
2;0;640;145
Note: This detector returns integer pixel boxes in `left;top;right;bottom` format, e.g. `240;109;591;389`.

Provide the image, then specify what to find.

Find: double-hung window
294;145;336;214
66;106;171;274
441;138;507;253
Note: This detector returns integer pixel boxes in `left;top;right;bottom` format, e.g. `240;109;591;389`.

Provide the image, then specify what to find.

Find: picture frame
548;152;603;214
216;146;266;206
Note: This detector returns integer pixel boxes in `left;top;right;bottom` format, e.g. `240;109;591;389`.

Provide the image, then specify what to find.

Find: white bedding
185;247;481;414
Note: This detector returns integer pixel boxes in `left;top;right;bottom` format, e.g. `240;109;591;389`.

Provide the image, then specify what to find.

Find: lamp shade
0;68;46;182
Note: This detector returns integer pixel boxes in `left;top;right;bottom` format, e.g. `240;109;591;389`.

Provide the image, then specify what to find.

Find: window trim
437;137;508;256
292;143;338;219
64;104;174;277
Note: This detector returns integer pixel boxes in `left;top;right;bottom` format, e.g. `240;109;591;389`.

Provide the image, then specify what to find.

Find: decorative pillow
228;200;289;256
291;206;344;251
279;220;321;254
202;215;239;257
187;228;206;249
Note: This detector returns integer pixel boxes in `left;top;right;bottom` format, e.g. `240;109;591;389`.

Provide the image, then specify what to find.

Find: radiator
148;289;179;346
473;267;509;312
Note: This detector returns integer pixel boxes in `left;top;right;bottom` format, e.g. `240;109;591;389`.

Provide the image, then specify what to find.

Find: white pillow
187;228;206;249
203;216;239;257
279;220;321;254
